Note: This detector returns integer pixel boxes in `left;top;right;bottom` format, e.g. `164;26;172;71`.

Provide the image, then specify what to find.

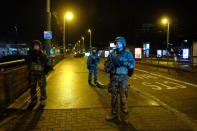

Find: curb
133;87;197;131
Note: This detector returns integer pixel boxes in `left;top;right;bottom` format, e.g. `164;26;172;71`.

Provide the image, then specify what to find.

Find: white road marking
142;82;162;90
155;82;178;89
132;74;158;80
163;81;187;89
135;69;197;88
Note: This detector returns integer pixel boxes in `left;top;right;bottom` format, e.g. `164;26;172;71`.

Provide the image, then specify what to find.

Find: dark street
1;57;197;130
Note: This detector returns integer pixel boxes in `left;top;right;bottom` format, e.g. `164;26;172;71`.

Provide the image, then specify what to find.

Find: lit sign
183;49;189;59
110;43;115;48
44;31;52;39
184;40;188;43
143;43;150;50
135;48;142;59
50;49;54;55
146;44;150;50
157;50;162;57
105;51;110;57
98;50;102;56
110;49;114;53
146;50;149;57
85;52;90;57
163;50;167;56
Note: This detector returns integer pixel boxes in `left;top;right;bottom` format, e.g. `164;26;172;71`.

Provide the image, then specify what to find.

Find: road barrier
0;65;29;109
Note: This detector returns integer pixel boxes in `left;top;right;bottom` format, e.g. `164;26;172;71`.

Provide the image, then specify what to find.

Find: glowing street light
162;19;168;24
66;12;73;20
88;29;92;50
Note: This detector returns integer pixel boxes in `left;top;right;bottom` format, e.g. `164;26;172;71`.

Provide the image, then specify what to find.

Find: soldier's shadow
10;104;44;131
112;119;138;131
92;86;110;107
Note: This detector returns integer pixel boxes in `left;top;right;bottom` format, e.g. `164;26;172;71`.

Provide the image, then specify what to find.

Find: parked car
74;52;84;58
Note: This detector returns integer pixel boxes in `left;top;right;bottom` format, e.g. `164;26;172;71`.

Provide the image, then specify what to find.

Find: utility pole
46;0;51;56
88;29;92;50
82;36;85;52
63;16;66;56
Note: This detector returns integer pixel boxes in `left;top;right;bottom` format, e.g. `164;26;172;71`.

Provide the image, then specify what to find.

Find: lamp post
78;40;81;51
82;36;85;52
88;29;91;50
162;18;170;63
63;12;73;56
46;0;51;56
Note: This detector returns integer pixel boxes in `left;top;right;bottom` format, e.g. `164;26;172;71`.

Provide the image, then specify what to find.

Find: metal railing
138;55;197;72
0;59;25;72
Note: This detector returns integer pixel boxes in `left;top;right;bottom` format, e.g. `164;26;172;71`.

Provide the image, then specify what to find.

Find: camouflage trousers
110;75;129;119
29;71;47;101
88;68;98;84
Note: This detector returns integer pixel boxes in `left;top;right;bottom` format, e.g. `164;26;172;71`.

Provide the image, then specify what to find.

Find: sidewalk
0;106;193;131
0;81;195;131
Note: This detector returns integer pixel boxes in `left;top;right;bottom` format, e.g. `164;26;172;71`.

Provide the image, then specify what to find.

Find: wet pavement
0;57;197;130
133;63;197;121
44;58;158;109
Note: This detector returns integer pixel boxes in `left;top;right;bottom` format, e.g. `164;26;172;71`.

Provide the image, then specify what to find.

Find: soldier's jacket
105;49;135;76
26;49;51;75
87;54;100;69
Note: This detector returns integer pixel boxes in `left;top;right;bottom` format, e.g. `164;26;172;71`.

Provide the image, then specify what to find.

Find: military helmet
31;40;42;49
92;47;97;53
92;47;96;51
115;36;126;47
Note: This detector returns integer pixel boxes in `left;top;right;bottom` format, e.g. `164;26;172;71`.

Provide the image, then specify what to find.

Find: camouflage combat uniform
87;51;100;85
107;48;135;121
27;49;49;104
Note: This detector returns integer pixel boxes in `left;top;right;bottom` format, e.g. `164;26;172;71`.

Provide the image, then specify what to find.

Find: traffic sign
44;31;52;39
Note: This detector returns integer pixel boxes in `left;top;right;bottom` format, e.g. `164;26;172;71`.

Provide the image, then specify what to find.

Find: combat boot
95;82;101;88
27;99;37;110
122;117;129;125
40;100;45;106
88;81;94;87
121;113;129;125
105;114;117;121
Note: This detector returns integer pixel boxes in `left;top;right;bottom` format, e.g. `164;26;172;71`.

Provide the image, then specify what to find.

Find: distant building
0;42;29;57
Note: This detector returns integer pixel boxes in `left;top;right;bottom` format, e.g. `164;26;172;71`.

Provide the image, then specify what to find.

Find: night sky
0;0;196;48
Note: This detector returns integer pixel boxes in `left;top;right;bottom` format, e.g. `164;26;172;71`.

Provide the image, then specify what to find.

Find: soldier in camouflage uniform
27;40;51;107
87;47;100;86
105;37;135;124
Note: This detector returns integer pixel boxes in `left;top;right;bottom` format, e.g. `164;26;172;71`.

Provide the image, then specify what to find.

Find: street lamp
46;0;51;56
162;18;170;57
66;12;73;20
82;36;85;52
63;12;73;56
78;40;81;51
88;29;92;50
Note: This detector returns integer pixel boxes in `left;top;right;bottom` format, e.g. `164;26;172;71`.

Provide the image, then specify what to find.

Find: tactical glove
128;68;134;77
112;58;120;67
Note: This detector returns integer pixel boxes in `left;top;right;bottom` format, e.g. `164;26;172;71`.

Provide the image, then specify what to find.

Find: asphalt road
132;63;197;121
45;57;197;121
